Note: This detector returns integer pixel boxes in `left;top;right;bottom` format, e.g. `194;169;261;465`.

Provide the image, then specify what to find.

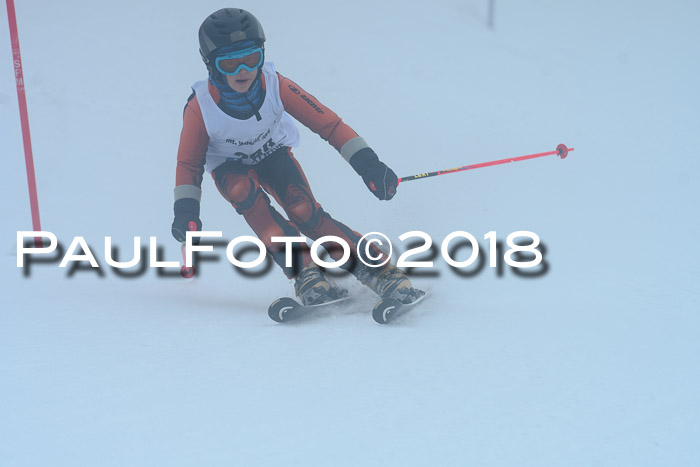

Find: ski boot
294;263;348;306
367;263;425;304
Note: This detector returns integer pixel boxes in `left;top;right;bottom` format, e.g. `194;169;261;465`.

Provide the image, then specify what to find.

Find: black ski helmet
198;8;266;65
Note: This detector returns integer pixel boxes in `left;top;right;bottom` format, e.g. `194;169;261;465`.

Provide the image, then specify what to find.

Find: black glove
349;148;398;201
171;198;202;244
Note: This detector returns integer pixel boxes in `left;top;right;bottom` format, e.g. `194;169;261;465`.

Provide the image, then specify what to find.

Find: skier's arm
277;73;398;200
172;93;208;242
176;93;209;189
277;73;360;153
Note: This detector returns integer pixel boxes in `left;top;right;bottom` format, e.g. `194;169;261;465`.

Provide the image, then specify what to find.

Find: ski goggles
215;46;264;76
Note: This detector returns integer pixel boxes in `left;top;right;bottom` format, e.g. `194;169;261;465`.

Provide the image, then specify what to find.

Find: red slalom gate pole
398;144;574;184
6;0;42;246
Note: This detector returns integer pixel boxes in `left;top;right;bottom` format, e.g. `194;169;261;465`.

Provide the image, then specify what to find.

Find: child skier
171;8;422;306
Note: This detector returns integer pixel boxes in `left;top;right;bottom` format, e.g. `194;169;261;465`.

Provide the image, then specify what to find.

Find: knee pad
226;176;262;214
285;185;321;231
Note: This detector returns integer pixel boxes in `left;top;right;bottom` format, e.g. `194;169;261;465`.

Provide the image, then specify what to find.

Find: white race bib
192;62;300;172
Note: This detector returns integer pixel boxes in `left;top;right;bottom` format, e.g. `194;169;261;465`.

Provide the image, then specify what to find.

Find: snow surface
2;0;699;465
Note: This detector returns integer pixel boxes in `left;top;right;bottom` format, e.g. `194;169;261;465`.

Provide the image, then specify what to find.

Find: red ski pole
398;144;573;184
180;221;198;279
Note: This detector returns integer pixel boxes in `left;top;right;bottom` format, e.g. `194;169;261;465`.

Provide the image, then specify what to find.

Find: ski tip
372;288;431;324
372;298;403;324
268;297;300;323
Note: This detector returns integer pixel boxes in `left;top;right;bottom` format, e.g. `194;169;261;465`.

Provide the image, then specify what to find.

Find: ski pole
180;221;198;279
398;144;573;184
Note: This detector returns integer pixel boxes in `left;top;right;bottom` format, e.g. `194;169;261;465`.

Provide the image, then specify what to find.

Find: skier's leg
212;161;312;278
213;159;342;305
257;148;415;299
255;149;365;263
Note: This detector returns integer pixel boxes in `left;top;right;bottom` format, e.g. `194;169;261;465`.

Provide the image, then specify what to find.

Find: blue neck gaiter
210;73;265;120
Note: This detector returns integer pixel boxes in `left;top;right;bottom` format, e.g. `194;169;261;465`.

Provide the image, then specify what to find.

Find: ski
268;296;352;323
372;289;431;324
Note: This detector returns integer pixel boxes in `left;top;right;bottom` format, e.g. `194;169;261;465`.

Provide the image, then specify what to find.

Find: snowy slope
2;0;699;466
